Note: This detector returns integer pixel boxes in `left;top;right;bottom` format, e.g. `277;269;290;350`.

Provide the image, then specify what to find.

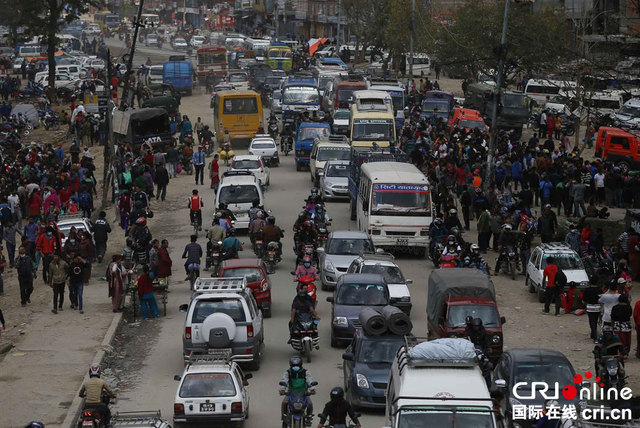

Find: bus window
223;97;259;114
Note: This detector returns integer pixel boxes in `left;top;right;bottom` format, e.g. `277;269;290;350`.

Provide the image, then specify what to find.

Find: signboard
354;119;393;124
373;184;429;192
98;95;108;113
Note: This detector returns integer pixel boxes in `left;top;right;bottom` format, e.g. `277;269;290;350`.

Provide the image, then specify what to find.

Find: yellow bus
349;102;396;148
267;44;292;71
213;90;264;140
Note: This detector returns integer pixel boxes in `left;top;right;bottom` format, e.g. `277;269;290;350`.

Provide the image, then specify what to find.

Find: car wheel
538;288;546;303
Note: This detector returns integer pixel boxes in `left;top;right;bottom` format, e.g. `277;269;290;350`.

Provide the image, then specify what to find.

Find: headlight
356;373;369;389
324;259;335;272
508;252;515;257
333;316;348;326
491;334;502;344
580;281;589;287
400;296;411;302
292;402;303;410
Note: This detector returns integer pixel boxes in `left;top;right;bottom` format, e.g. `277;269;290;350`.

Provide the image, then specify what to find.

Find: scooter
439;253;459;268
290;311;319;363
602;356;626;392
279;380;317;428
268;120;279;139
263;241;280;274
206;240;225;276
295;274;318;306
498;245;521;280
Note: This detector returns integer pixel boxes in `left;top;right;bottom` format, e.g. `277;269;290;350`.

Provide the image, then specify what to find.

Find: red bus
196;45;228;80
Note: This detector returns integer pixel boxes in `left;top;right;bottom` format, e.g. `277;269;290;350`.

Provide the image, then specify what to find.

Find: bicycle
190;210;202;237
187;262;200;289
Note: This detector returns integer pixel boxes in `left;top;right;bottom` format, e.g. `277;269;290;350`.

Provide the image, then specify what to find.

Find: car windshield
179;373;236;398
358;338;403;364
228;74;247;83
317;147;350;161
218;184;260;205
222;267;263;283
336;282;388;305
298;126;330;141
232;159;260;170
619;105;640;117
448;305;500;328
371;184;431;215
513;362;574;388
398;409;494;428
541;254;584;270
175;38;186;44
283;86;320;105
327;238;374;255
58;222;88;237
422;100;448;113
333;110;350;120
252;142;276;149
360;264;405;284
326;164;349;177
352;119;394;141
460;119;486;130
192;299;246;323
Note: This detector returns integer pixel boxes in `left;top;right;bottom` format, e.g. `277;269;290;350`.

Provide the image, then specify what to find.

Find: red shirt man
543;262;558;289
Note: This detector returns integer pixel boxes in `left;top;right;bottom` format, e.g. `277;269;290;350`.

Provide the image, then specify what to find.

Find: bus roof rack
110;410;165;426
192;277;247;293
187;350;234;365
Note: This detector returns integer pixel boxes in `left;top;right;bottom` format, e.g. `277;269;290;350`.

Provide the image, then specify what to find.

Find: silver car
318;230;376;290
271;90;282;114
319;160;349;200
332;109;350;135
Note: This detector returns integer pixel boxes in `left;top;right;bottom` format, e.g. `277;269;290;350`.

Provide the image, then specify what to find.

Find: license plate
200;403;215;412
208;348;231;355
397;239;409;246
212;253;219;257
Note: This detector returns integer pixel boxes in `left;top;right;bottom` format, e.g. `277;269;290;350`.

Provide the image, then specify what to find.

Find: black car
327;273;390;347
492;349;584;427
342;330;406;409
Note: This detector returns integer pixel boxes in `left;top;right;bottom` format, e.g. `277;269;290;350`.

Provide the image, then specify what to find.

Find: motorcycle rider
261;215;284;259
293;211;311;234
131;217;152;255
494;223;519;275
444;208;462;230
249;210;266;248
312;203;330;225
593;325;628;379
78;364;116;426
295;220;318;265
441;234;462;257
218;202;236;223
188;189;204;231
222;228;243;258
317;387;361;428
280;356;316;424
428;218;449;255
200;125;215;150
306;187;324;210
462;243;490;274
465;317;489;352
294;256;319;281
182;234;202;280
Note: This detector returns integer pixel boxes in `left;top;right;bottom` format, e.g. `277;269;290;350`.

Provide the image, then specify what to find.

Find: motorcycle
78;393;112;428
439;253;459;268
429;239;445;268
290;311;319;363
583;251;617;286
218;142;235;165
315;221;330;248
254;236;264;258
263;241;280;274
43;111;60;130
268;120;279;139
180;155;193;175
498;245;521;280
206;240;225;276
279;380;317;428
319;413;360;428
463;257;490;275
296;243;317;267
295;274;318;305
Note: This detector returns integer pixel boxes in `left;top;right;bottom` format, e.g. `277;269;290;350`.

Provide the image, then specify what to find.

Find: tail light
174;403;185;415
247;325;254;338
185;327;192;340
231;402;243;413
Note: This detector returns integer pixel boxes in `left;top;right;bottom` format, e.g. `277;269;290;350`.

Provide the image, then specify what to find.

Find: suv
526;243;590;303
173;352;252;427
318;231;376;290
229;155;270;187
347;253;412;314
56;213;93;246
179;277;264;370
216;171;265;229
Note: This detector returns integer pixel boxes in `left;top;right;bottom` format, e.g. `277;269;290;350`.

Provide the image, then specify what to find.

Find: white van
309;134;350;185
524;78;578;106
357;162;432;256
615;97;640;129
145;65;164;86
385;337;498;428
405;53;431;75
352;89;394;114
55;64;82;79
579;90;624;118
215;170;264;229
18;45;43;58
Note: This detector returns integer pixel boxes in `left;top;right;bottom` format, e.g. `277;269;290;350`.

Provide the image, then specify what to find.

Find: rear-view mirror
179;304;189;312
326;296;334;303
342;352;354;361
494;379;506;388
310;381;318;387
174;375;181;381
279;381;288;387
501;316;506;324
406;279;413;285
316;247;325;254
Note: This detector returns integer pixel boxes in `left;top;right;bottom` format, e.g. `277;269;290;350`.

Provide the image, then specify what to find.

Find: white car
145;34;159;47
56;214;93;246
84;24;101;36
173;352;251;427
190;35;205;48
172;38;188;51
39;73;77;90
526;242;590;303
248;135;279;167
226;71;250;91
230;155;270;187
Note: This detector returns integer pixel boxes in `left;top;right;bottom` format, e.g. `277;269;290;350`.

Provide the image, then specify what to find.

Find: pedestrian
542;257;562;316
149;239;160;278
594;168;605;205
117;190;132;234
571;179;587;218
93;211;111;263
612;294;632;352
36;226;59;283
633;297;640;358
477;208;491;253
0;245;6;297
166;145;179;178
78;230;95;286
48;253;69;314
538;204;557;243
157;239;172;282
583;282;602;342
107;254;125;312
194;116;203;144
68;253;86;313
137;264;159;319
192;145;205;185
599;284;621;328
628;230;640;281
210;154;220;190
154;163;169;201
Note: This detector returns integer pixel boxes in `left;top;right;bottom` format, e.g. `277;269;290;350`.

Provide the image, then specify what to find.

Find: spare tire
202;312;237;348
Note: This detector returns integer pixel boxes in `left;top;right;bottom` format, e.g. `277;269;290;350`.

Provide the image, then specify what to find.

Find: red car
219;258;272;318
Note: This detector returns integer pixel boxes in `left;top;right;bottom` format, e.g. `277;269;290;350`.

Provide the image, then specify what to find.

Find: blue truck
348;147;409;220
162;60;194;96
294;121;332;171
421;90;454;124
281;76;322;120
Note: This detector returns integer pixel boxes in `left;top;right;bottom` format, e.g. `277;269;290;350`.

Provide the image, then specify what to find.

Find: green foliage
433;0;567;81
342;0;389;60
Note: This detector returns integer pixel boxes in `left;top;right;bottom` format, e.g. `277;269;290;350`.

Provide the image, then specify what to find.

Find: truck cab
421;90;454;124
294;121;332;171
595;126;640;172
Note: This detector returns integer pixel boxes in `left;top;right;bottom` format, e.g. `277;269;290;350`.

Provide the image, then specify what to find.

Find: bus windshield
371;184;430;215
398;409;494;428
422;100;448;113
269;49;291;59
198;52;226;65
352;119;394;141
283;86;320;105
222;97;259;114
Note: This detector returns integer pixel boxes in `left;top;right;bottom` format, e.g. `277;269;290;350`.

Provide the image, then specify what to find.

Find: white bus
140;13;160;26
524;78;578;105
245;38;270;61
357;162;432;255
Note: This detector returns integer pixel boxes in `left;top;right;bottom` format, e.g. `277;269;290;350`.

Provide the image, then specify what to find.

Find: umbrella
308;38;329;56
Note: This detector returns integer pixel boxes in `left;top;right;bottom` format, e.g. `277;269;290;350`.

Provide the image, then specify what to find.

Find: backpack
555;269;567;290
79;192;91;209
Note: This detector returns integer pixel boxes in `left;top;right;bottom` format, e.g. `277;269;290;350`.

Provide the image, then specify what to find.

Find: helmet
465;315;474;326
447;235;456;244
136;217;147;226
297;290;308;299
434;218;443;227
298;212;306;220
214;211;222;218
310;187;318;195
302;256;312;264
451;227;460;236
471;317;483;327
267;215;276;225
289;356;303;368
449;208;457;215
330;387;344;400
25;423;44;428
89;364;101;378
257;211;264;219
470;243;480;253
501;224;513;231
315;203;323;211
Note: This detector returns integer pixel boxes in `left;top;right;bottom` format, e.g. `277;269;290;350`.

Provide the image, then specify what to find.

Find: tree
383;0;432;73
433;0;566;81
16;0;103;99
342;0;388;62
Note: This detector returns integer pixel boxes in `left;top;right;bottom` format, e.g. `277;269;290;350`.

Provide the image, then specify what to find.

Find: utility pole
336;0;342;45
275;4;279;39
485;0;510;190
408;0;415;82
119;0;146;110
102;50;113;205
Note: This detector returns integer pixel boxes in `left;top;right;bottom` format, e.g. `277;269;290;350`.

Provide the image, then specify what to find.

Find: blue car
294;121;331;171
342;330;406;409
